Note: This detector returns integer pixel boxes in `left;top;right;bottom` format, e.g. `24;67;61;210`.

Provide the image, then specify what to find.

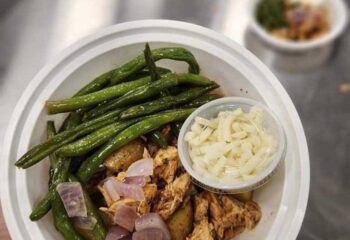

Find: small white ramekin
178;97;287;194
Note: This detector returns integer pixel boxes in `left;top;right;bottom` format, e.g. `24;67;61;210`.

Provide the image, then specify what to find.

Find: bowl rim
178;97;287;193
248;0;349;51
0;19;310;240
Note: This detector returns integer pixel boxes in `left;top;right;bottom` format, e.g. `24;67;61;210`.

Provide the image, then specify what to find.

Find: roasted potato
166;201;194;240
103;139;145;172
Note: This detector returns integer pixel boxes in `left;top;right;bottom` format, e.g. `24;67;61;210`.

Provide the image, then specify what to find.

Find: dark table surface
0;0;349;239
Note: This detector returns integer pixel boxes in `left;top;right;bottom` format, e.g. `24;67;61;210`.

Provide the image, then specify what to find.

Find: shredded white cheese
185;106;277;183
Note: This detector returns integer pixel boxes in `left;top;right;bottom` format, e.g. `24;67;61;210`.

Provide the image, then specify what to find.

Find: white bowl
249;0;349;51
178;97;287;194
0;20;309;240
247;0;348;70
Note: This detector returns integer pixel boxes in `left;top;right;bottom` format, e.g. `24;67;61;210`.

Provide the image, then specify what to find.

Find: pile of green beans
15;44;222;240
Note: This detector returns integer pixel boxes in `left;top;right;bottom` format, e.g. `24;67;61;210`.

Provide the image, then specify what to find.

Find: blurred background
0;0;349;239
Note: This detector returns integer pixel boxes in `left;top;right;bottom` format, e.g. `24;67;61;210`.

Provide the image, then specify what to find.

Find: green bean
147;131;168;148
46;77;152;114
110;47;200;85
30;122;57;221
70;47;195;98
144;43;160;81
15;109;123;168
47;121;57;187
30;122;74;221
68;175;107;240
51;190;84;240
171;122;183;137
143;43;171;97
143;43;170;147
56;119;138;157
120;84;218;119
86;73;215;120
30;157;71;221
77;108;195;182
183;94;221;108
84;74;179;120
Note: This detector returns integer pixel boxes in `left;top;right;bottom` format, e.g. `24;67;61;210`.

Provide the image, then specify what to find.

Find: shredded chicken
153;146;179;184
223;226;245;240
138;184;158;215
220;196;246;228
154;173;191;220
220;196;262;230
244;201;262;230
187;219;214;240
193;194;209;223
203;192;225;239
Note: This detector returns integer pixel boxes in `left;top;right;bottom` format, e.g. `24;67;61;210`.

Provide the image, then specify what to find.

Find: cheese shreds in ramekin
185;106;277;183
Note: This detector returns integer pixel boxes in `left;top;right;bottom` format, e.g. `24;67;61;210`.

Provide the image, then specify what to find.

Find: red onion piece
72;216;97;230
104;178;121;201
132;228;166;240
108;179;145;201
124;176;147;187
114;204;139;231
135;213;170;240
126;158;153;177
105;226;130;240
56;182;87;217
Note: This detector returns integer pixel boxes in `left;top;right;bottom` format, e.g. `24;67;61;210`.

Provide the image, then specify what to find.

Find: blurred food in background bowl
247;0;348;70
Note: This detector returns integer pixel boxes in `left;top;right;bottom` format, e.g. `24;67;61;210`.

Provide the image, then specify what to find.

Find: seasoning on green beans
109;47;200;85
85;73;214;120
56;119;138;157
46;77;152;114
77;108;195;182
120;84;218;119
84;74;179;120
15;109;124;168
144;43;161;82
67;46;198;99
